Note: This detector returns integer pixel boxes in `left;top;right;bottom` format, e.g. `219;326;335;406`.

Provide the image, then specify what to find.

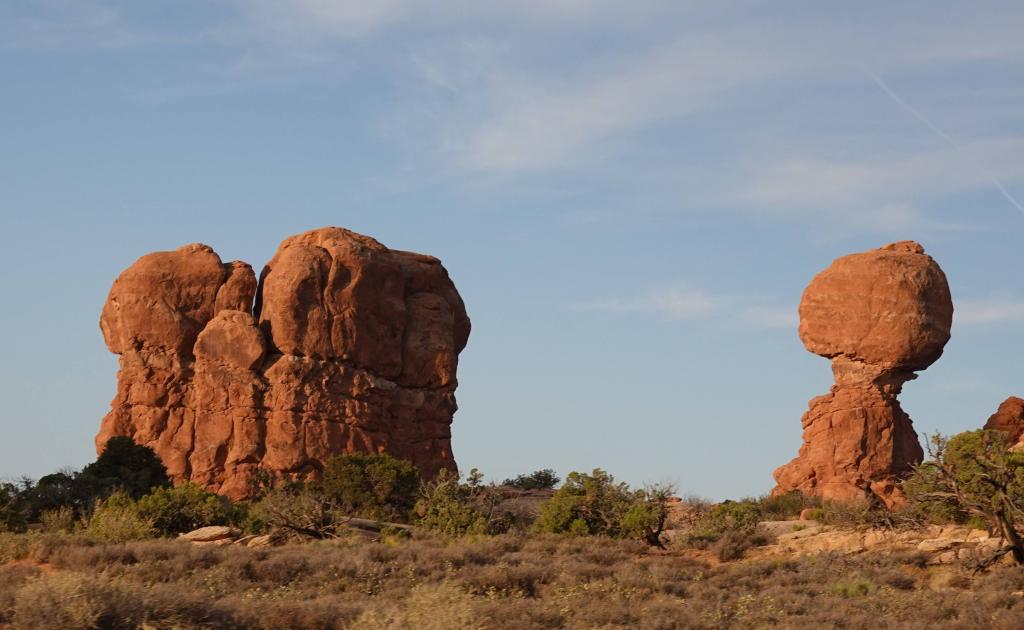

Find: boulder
983;396;1024;447
97;227;470;499
179;526;241;543
247;533;285;548
773;241;953;507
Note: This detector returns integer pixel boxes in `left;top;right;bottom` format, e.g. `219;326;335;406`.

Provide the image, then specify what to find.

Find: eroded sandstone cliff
97;227;470;499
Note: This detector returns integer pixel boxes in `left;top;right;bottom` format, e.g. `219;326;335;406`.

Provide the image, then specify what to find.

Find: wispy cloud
575;287;720;320
957;296;1024;325
575;287;800;332
737;306;798;330
9;2;1024;236
451;32;799;172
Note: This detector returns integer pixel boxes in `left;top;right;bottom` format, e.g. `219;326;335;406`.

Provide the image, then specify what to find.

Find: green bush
20;472;82;520
39;507;76;534
759;491;820;521
253;484;342;540
687;500;762;544
80;436;171;501
415;471;488;537
532;470;674;545
502;469;560;490
135;483;231;535
83;494;155;544
905;430;1024;563
319;453;421;522
533;470;633;537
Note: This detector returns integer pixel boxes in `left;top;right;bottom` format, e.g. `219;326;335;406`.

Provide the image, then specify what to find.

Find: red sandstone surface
773;241;954;507
984;396;1024;448
97;227;470;499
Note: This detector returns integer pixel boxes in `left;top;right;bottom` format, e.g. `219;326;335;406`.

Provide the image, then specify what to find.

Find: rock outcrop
984;396;1024;448
773;241;953;506
97;227;470;499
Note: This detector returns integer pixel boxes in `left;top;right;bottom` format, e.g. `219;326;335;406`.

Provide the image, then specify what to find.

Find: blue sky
2;1;1023;499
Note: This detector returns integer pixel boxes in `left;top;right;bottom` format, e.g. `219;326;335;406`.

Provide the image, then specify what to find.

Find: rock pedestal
773;241;953;506
97;227;470;499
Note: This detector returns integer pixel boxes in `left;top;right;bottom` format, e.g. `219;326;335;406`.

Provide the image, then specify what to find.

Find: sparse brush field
2;532;1024;629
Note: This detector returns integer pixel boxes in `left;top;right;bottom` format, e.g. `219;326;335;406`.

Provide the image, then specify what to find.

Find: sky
1;1;1023;500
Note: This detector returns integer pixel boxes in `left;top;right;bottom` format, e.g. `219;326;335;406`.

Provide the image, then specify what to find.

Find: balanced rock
773;241;953;506
96;227;470;499
983;397;1024;447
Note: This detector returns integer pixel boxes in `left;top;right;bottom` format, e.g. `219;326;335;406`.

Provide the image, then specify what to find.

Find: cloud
575;287;720;320
9;2;1024;236
575;287;801;332
737;306;798;330
957;296;1024;325
452;32;799;172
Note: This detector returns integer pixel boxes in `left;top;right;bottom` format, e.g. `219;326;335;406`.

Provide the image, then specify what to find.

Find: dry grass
1;532;1023;629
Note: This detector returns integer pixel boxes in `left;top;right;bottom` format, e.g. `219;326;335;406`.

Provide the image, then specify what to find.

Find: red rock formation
983;397;1024;448
773;241;953;507
96;228;470;499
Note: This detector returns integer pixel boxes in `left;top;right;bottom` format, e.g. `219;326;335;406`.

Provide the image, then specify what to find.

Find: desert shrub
39;506;77;533
532;470;674;545
415;471;489;537
904;461;969;524
533;469;633;537
0;482;27;533
80;436;171;501
12;572;136;630
354;583;484;630
83;494;155;543
906;430;1024;563
759;491;820;521
227;500;268;534
829;574;879;597
136;482;232;535
688;499;762;543
619;483;675;547
253;484;342;539
19;471;85;520
502;468;560;490
0;532;33;563
683;499;773;559
712;529;753;561
319;452;420;522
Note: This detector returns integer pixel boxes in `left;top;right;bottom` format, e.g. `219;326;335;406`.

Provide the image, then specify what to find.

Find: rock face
773;241;953;506
97;227;470;499
984;397;1024;448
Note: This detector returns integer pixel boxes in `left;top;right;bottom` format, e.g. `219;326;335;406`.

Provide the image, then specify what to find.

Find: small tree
254;483;341;540
136;483;232;535
620;483;676;547
905;431;1024;564
502;469;561;490
319;453;420;522
83;493;156;543
532;469;674;545
81;437;171;501
415;470;489;537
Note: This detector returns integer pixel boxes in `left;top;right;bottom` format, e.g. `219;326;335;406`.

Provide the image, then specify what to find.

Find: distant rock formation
97;227;470;499
983;396;1024;449
773;241;953;506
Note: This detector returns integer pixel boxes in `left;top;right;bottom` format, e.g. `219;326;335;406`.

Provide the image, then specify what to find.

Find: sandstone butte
984;396;1024;449
96;227;471;499
773;241;954;507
